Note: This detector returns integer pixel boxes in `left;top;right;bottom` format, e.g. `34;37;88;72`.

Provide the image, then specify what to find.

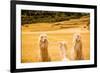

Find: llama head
39;33;47;42
73;33;81;42
59;41;67;49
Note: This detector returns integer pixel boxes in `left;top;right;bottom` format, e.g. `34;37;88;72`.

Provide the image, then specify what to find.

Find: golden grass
21;30;90;63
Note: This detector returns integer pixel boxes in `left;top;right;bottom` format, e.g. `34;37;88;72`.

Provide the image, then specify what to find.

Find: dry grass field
21;16;90;63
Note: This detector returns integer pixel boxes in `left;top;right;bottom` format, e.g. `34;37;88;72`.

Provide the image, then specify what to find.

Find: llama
73;33;83;60
39;33;50;62
59;41;69;61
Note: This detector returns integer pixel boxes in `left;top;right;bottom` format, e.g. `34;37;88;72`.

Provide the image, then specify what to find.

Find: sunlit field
21;16;90;63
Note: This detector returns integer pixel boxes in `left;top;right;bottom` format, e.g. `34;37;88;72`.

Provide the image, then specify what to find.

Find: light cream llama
59;41;69;61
